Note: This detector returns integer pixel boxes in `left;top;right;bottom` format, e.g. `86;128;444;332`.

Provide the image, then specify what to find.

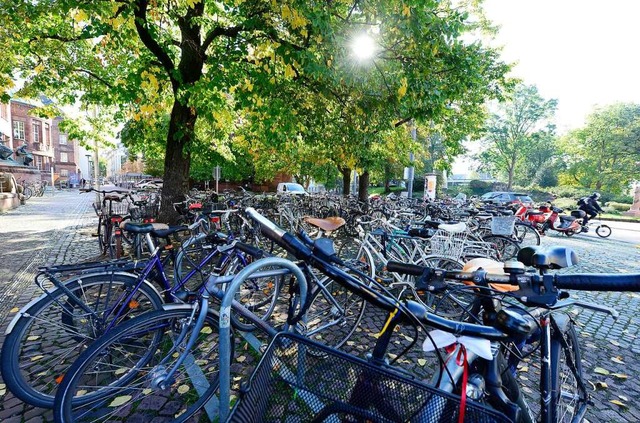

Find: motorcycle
539;206;586;236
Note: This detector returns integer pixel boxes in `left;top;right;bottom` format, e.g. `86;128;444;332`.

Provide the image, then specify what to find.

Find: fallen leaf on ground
611;373;628;379
593;367;610;375
611;356;624;364
610;399;627;408
595;381;608;390
417;359;427;366
109;395;132;407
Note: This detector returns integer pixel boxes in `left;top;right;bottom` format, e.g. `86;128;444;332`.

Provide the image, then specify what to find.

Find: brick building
4;99;80;186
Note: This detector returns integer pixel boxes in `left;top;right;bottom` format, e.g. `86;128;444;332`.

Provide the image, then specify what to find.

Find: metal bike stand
218;257;308;422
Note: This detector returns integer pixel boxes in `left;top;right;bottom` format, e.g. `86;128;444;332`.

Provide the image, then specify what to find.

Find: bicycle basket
129;204;159;220
228;333;512;423
490;216;516;236
429;230;467;260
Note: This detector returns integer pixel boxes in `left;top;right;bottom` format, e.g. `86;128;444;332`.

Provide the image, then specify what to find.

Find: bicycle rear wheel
0;273;162;408
54;307;228;422
513;222;541;247
595;224;612;238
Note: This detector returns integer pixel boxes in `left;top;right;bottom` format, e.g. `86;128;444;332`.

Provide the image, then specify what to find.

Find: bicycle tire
305;274;367;351
22;186;33;200
173;232;221;291
595;224;612;238
0;273;163;408
513;222;541;247
481;235;521;261
53;306;229;422
551;319;587;422
97;219;110;255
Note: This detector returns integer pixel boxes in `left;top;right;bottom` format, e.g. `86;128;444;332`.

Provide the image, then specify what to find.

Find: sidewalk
0;189;98;422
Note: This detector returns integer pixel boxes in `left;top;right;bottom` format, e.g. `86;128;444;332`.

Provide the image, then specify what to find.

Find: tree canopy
1;0;512;217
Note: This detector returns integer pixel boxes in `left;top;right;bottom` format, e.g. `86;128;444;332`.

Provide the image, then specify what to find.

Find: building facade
4;99;80;186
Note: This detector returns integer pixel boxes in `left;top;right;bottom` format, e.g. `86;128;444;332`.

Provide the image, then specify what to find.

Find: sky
453;0;640;174
482;0;640;133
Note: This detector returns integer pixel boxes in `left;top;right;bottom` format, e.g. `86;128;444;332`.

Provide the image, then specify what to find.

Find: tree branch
133;0;177;90
74;68;114;89
202;24;245;52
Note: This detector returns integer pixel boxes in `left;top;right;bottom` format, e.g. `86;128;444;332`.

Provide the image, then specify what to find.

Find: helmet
592;192;600;200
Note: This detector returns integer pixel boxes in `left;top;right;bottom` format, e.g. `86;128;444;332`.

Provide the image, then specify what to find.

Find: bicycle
580;213;612;238
0;223;269;409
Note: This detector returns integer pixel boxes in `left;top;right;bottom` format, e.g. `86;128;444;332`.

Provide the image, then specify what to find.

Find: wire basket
229;333;511;423
429;230;467;260
129;203;159;221
490;216;516;236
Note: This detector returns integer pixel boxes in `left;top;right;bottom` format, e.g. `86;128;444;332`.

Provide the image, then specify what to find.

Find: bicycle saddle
438;222;466;233
304;216;346;232
518;246;578;269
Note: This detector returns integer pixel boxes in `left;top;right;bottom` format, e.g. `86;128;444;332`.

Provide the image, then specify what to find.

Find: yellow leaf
34;64;45;74
185;0;202;8
114;368;127;375
593;367;610;375
595;381;608;390
611;356;624;364
284;64;295;79
142;388;152;395
417;359;427;366
177;385;190;394
610;399;627;408
31;355;44;362
397;77;408;98
27;336;40;341
518;366;529;372
200;326;212;334
9;307;19;313
612;373;628;379
402;4;411;17
74;9;88;23
315;35;323;44
619;395;629;402
237;355;247;363
109;395;132;407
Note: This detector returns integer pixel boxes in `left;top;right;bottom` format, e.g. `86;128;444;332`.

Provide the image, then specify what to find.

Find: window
44;123;50;144
59;134;67;145
33;122;42;143
36;156;42;170
60;152;68;162
13;121;25;139
60;169;69;177
0;104;7;120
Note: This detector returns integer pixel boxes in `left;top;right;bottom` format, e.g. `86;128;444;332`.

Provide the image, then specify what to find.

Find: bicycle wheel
98;219;110;256
0;273;163;408
223;255;283;332
481;235;520;261
551;320;587;422
22;186;33;200
173;232;220;290
513;222;541;247
595;224;612;238
54;306;229;422
108;228;124;259
305;274;367;351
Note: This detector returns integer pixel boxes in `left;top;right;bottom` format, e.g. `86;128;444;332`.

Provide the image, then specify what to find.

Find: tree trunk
159;101;197;223
358;170;370;203
340;167;351;196
384;163;391;193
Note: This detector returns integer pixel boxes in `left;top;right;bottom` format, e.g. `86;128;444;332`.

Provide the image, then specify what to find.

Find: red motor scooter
539;206;586;236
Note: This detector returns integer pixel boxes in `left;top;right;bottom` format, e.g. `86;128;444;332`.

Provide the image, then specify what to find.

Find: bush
602;206;621;215
552;197;578;210
469;180;492;196
606;201;632;212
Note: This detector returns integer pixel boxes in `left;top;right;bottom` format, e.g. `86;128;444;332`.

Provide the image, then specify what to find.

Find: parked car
480;191;533;206
136;179;163;190
276;182;308;195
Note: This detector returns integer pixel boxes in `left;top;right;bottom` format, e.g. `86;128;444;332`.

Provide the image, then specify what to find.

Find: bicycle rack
218;257;308;422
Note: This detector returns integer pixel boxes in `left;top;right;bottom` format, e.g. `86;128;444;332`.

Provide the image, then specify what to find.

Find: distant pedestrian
81;178;86;188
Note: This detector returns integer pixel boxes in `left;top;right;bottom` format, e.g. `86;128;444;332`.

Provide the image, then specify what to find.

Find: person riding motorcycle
577;192;603;228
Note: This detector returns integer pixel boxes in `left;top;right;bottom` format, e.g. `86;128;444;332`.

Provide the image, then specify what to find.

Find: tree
558;103;640;193
3;0;510;216
476;84;557;190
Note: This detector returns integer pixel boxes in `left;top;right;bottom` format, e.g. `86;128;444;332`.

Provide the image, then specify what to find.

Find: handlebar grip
387;261;425;276
555;273;640;292
235;242;264;259
245;207;286;243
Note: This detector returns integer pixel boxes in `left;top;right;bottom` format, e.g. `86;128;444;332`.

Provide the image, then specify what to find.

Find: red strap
456;345;469;423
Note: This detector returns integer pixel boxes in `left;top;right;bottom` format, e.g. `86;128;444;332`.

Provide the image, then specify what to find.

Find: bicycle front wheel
551;319;587;422
513;222;541;247
0;273;162;408
481;235;521;261
54;306;229;422
22;186;33;200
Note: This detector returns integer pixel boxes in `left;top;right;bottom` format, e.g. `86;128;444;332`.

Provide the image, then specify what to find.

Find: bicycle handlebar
244;207;508;341
387;260;640;293
80;187;130;195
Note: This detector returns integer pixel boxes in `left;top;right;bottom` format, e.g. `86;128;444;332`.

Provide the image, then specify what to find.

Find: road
579;219;640;244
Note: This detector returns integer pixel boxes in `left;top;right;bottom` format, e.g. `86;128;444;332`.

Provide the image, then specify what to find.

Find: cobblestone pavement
0;195;638;422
